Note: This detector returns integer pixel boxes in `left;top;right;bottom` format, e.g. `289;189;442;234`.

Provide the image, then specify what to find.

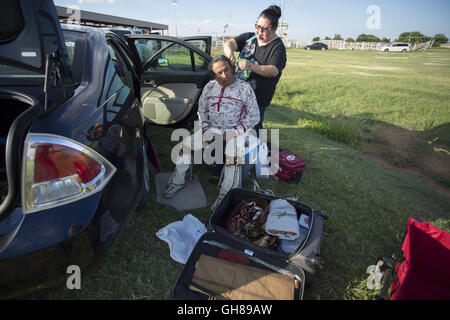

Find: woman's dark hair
208;54;234;80
259;5;282;29
209;54;233;72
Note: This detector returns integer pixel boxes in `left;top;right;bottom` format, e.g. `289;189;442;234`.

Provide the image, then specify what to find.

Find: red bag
274;150;306;183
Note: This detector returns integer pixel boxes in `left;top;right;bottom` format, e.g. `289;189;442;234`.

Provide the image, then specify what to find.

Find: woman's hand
228;54;236;66
238;59;252;71
224;39;238;66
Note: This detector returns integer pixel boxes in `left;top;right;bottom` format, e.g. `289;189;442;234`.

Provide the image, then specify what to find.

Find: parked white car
379;42;410;52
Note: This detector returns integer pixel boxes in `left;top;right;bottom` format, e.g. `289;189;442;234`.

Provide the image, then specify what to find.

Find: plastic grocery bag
256;142;269;179
156;214;207;264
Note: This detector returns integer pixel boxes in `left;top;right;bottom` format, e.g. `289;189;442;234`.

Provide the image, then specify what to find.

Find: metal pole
172;0;178;37
280;0;284;39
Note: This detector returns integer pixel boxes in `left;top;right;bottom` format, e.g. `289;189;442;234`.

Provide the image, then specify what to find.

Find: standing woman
224;5;287;131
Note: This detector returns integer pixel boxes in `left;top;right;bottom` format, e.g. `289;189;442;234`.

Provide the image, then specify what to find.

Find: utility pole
279;0;288;40
172;0;178;37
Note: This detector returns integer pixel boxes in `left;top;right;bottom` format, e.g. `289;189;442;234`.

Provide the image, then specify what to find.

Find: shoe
162;181;185;199
211;194;225;211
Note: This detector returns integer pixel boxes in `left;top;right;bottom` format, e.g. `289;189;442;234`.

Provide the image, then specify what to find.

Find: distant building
55;6;168;34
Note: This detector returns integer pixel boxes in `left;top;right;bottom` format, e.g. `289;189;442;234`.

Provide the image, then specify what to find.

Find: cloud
153;17;253;36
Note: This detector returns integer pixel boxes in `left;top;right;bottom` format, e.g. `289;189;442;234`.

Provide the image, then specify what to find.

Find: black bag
172;188;327;300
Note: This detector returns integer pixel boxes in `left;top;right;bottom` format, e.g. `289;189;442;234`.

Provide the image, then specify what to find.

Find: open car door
126;34;212;126
181;36;212;56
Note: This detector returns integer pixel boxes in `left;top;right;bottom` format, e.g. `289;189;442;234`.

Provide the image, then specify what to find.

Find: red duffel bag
273;150;306;184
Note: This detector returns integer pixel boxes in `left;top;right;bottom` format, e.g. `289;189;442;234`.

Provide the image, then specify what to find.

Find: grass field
45;48;450;300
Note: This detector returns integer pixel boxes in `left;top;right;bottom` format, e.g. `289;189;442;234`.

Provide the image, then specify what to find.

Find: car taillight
22;134;116;214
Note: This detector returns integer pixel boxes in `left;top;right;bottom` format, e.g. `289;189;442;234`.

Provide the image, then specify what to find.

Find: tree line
312;32;448;46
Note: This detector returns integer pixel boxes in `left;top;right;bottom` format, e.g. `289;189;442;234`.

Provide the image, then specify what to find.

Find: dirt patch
349;65;402;71
351;71;380;77
363;124;450;199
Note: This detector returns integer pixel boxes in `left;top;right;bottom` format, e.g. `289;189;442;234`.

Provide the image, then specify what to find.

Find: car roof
61;24;107;35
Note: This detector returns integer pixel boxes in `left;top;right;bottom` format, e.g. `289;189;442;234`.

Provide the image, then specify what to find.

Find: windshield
0;30;86;82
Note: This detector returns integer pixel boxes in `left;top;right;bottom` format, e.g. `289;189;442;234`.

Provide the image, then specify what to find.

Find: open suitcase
172;188;328;300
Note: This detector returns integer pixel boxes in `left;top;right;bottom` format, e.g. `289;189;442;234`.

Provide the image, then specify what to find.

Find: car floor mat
155;172;207;211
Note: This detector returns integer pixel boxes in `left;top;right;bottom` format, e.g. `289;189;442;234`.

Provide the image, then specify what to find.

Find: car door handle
143;80;156;87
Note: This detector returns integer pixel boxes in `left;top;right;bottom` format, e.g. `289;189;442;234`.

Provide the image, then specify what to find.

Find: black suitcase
172;188;327;300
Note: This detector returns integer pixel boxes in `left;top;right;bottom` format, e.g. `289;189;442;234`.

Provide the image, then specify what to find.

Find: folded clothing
265;199;300;240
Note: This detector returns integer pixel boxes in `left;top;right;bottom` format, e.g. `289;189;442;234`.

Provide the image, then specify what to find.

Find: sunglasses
255;23;272;32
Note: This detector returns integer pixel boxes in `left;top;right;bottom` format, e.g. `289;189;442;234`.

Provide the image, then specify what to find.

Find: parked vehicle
379;42;410;52
0;0;212;298
106;27;144;42
304;42;328;50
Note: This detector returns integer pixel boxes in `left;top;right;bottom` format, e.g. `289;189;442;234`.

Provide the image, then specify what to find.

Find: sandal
162;181;185;199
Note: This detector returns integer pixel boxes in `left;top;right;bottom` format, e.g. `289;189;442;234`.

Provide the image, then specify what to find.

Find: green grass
44;48;450;300
274;48;450;137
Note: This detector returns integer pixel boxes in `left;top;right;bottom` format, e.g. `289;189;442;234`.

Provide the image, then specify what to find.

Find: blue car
0;0;212;298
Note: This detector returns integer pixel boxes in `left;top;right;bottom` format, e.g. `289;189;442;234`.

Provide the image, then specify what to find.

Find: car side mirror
158;58;169;66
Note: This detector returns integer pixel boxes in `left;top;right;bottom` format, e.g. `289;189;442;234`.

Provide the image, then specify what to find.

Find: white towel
265;199;300;240
156;214;207;264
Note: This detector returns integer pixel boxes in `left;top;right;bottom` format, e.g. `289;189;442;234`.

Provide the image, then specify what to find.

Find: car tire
321;47;325;51
402;49;407;52
384;49;389;52
307;47;310;50
139;140;151;207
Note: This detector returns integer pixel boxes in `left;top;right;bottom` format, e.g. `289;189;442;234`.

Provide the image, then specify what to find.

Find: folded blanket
265;199;300;240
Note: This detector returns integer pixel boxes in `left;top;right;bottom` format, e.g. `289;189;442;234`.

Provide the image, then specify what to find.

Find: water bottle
236;58;251;80
256;142;269;179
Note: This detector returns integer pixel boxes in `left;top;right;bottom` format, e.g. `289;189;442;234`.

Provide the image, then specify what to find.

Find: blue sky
54;0;450;41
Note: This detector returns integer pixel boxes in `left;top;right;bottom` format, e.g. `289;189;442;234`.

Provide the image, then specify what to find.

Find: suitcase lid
172;231;306;300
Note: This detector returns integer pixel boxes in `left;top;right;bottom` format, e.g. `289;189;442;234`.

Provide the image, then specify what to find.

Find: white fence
211;39;435;52
410;39;434;51
283;39;435;51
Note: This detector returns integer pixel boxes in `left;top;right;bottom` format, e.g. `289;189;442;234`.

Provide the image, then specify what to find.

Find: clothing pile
222;197;310;253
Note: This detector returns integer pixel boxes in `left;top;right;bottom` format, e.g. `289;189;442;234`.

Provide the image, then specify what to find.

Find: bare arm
224;39;238;65
226;37;280;78
239;60;279;78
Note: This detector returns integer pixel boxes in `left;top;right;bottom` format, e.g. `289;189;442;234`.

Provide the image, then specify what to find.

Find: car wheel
321;47;325;51
402;49;407;52
307;47;310;50
139;140;151;206
384;49;389;52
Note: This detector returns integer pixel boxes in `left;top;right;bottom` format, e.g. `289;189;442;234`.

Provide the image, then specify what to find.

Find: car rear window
63;30;86;83
0;29;86;82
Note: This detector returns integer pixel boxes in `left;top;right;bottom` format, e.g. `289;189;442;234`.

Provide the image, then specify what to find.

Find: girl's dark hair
259;5;282;29
209;54;233;71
